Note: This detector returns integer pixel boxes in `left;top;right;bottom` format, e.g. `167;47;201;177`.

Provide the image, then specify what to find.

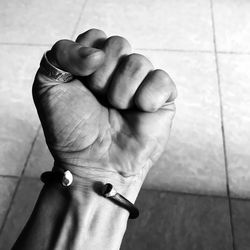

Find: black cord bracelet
102;183;139;219
40;170;139;219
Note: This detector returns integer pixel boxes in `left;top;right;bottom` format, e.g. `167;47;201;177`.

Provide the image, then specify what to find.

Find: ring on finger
39;51;74;83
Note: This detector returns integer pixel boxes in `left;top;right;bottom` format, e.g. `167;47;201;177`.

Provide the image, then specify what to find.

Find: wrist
15;175;136;250
53;161;146;203
40;179;133;250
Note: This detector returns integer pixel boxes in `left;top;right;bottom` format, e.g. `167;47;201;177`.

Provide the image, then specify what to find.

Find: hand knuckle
136;91;156;112
153;69;177;100
128;53;146;65
106;36;131;51
52;39;68;52
122;53;151;74
154;69;174;86
85;28;106;36
77;29;106;40
153;69;168;79
124;54;142;72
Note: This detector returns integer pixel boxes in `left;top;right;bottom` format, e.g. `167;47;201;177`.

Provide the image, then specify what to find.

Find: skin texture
13;29;177;250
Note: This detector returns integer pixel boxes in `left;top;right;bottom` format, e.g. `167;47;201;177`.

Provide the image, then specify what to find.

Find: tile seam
0;42;250;56
0;125;41;237
218;51;250;55
0;175;18;179
0;42;52;47
70;0;89;40
209;0;236;249
135;48;213;53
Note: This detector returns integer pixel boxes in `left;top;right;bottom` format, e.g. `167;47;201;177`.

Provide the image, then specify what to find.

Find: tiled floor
122;190;233;250
1;0;250;249
74;0;214;51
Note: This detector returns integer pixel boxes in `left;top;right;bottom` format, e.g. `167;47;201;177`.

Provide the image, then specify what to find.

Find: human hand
33;29;177;200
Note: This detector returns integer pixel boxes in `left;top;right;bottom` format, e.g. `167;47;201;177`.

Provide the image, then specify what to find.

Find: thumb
49;39;105;76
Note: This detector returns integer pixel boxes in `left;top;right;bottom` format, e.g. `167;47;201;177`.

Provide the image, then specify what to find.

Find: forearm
12;169;143;250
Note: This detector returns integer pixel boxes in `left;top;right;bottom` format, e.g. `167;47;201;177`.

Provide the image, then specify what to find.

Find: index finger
48;39;105;76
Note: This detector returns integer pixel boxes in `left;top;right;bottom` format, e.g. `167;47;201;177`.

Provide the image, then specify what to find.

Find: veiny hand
33;29;177;198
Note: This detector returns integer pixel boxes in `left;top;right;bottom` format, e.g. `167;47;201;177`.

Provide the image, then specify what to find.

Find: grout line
143;187;250;202
22;176;41;180
135;48;214;53
0;0;88;48
135;48;250;55
0;42;249;56
0;126;41;236
70;0;89;40
209;1;236;249
143;187;230;200
0;175;19;179
0;42;52;47
230;196;250;202
218;51;250;55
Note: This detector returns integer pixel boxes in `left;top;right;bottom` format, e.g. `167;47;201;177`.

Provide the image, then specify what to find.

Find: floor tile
0;0;85;44
213;0;250;52
136;50;226;196
24;127;54;177
0;178;42;250
219;54;250;199
0;45;47;175
231;199;250;250
0;177;18;231
121;189;233;250
75;0;214;51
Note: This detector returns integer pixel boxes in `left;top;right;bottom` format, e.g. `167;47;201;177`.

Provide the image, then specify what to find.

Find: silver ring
39;51;74;83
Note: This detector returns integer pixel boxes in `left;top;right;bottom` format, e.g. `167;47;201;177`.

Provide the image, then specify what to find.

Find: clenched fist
33;29;177;201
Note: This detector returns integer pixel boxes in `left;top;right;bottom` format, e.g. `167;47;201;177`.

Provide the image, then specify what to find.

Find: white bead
103;183;117;197
62;170;73;186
